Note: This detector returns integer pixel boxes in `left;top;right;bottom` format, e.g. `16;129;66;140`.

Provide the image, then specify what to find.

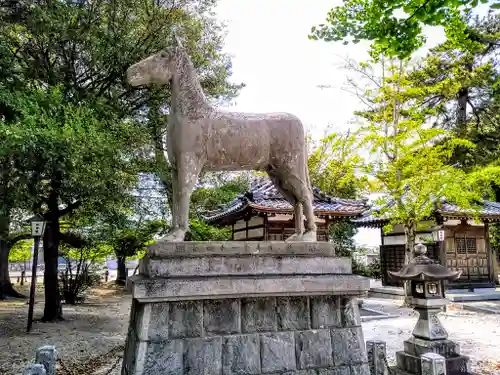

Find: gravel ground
0;284;130;375
1;292;499;375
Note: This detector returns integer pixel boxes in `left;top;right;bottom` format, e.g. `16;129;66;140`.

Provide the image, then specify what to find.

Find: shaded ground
1;291;499;375
0;283;129;375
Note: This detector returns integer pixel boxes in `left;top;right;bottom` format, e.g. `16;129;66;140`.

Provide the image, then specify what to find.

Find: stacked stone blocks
122;241;371;375
125;296;369;375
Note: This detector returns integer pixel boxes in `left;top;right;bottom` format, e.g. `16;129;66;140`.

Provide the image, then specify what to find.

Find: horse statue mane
127;34;317;243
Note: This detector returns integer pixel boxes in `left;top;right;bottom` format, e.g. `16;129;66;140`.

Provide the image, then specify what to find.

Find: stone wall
123;295;369;375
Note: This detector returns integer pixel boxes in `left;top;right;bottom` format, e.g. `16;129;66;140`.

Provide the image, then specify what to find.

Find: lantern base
392;330;471;374
412;307;448;340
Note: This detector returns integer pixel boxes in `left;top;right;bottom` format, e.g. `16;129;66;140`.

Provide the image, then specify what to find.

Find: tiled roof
202;176;368;223
352;199;500;227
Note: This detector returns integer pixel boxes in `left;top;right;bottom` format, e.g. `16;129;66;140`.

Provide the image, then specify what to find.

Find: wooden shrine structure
353;200;500;289
202;177;367;242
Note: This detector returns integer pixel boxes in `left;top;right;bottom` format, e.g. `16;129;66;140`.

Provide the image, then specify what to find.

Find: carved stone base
392;333;470;374
121;241;371;375
412;307;448;341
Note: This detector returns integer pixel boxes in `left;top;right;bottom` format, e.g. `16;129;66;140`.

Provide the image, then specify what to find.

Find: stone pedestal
394;337;470;375
121;241;371;375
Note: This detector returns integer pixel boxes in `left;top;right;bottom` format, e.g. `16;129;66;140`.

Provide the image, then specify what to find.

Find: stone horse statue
126;37;317;242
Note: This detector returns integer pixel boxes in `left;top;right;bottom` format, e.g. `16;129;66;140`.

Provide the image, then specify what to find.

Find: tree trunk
41;207;63;321
403;221;417;302
116;254;127;285
0;241;25;299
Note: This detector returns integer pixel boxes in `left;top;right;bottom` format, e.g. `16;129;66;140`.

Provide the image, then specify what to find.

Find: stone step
129;274;370;302
139;254;351;277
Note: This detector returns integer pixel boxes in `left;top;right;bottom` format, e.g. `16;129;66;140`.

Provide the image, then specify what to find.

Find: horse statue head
127;31;184;87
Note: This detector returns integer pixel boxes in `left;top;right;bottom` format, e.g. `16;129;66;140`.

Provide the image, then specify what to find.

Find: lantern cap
28;214;45;222
388;243;462;282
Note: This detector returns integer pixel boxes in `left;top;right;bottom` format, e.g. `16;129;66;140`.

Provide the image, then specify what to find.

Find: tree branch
7;233;32;246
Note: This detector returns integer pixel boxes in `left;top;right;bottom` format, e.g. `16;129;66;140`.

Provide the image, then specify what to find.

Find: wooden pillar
485;222;497;285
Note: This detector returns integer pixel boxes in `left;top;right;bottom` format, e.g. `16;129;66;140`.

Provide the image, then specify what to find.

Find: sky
213;0;453;247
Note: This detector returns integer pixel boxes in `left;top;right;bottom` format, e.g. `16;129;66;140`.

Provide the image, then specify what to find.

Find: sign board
438;230;445;242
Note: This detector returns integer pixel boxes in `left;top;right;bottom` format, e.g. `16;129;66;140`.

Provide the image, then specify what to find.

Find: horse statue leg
161;154;203;242
286;173;317;242
268;173;304;241
286;203;304;242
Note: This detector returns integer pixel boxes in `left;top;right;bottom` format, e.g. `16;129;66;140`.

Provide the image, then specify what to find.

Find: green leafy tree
110;219;166;284
307;130;368;250
354;58;500;266
308;130;368;199
9;239;33;264
0;85;141;318
0;0;241;320
309;0;497;58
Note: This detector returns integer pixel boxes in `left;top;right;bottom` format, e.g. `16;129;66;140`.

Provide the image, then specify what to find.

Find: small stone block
223;334;261;375
310;296;341;329
23;364;47;375
204;299;241;335
36;345;57;375
277;297;310;330
421;353;447;375
169;301;203;338
143;340;184;375
331;328;367;366
134;302;170;341
185;337;222;375
260;332;296;373
295;329;333;369
366;340;387;375
241;298;277;333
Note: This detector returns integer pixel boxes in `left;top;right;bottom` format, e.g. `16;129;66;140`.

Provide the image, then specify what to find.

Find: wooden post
484;222;496;286
27;236;40;333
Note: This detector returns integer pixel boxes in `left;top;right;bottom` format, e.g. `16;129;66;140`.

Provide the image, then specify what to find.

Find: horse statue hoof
301;230;317;242
285;233;303;242
159;229;186;243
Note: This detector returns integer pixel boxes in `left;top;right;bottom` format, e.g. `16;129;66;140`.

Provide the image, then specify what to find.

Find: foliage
307;130;368;246
404;14;500;166
308;130;368;199
59;242;111;304
9;239;33;263
352;258;382;279
309;0;497;58
110;218;166;259
0;0;242;317
187;219;232;241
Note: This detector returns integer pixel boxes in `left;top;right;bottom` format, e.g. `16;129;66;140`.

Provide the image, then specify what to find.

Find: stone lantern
387;243;471;375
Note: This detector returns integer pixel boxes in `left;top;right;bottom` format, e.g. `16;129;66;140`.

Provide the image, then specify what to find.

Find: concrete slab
369;284;500;302
451;301;500;315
